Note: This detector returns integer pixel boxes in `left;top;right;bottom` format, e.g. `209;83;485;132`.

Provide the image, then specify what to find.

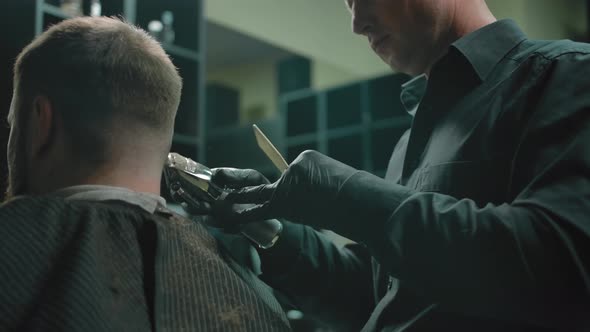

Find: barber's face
346;0;447;75
6;90;29;199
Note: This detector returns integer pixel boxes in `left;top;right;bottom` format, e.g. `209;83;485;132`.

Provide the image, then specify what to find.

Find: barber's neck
422;0;496;76
452;0;496;40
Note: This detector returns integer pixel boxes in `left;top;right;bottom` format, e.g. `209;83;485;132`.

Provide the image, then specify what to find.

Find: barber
206;0;590;331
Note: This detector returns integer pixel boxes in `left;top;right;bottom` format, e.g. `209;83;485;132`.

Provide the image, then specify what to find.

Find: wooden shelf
279;73;412;174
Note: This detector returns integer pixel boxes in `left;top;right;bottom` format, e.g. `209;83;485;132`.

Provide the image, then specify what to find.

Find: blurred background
0;0;588;195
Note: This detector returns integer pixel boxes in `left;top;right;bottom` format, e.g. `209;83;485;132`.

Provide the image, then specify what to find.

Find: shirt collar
400;74;428;116
53;185;167;214
451;19;527;81
399;20;527;117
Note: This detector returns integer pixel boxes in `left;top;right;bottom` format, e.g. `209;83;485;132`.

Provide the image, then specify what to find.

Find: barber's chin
377;53;399;71
385;56;421;76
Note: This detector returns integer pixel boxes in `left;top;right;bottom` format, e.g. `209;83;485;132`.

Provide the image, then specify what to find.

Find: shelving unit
279;73;412;177
203;72;412;180
286;94;318;137
34;0;206;197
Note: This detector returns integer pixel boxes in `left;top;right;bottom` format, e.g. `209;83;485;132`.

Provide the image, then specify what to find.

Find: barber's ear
29;95;54;157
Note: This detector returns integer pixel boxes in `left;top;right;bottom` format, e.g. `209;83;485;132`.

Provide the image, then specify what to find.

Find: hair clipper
163;152;282;249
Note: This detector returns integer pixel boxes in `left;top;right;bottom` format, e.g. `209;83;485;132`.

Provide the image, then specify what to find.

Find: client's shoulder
0;195;71;218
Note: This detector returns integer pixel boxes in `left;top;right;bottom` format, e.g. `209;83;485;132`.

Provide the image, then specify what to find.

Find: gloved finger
212;168;270;188
225;184;275;204
229;202;274;225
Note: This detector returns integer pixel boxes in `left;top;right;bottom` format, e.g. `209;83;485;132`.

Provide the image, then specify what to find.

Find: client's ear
29;95;55;158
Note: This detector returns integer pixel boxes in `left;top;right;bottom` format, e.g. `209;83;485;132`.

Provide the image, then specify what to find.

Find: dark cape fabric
0;196;291;331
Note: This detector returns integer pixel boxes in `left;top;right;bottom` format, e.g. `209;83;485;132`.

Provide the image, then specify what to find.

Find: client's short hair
13;16;182;164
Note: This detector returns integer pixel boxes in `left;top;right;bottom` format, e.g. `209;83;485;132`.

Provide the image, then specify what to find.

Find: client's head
7;16;182;198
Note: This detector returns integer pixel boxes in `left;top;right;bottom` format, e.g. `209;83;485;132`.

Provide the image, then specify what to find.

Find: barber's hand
180;167;270;215
194;167;272;231
224;150;360;228
213;167;271;188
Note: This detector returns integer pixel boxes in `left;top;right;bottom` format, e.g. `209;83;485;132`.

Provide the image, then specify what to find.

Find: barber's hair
13;16;182;164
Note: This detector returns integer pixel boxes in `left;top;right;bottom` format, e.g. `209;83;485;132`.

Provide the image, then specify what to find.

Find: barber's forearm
328;171;414;262
333;171;589;325
385;193;590;326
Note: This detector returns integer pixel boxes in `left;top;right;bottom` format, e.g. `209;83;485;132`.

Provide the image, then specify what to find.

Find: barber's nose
352;14;373;35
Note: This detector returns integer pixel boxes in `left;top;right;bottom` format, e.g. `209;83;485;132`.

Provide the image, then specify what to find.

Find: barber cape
0;188;291;332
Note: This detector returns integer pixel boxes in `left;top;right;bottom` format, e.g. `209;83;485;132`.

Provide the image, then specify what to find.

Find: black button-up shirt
358;19;590;331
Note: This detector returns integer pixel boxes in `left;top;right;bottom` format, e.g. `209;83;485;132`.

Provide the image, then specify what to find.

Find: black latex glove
178;167;270;216
214;167;272;188
224;150;360;228
190;167;272;232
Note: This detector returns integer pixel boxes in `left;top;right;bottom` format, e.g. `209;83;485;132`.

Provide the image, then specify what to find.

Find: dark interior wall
0;1;35;197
